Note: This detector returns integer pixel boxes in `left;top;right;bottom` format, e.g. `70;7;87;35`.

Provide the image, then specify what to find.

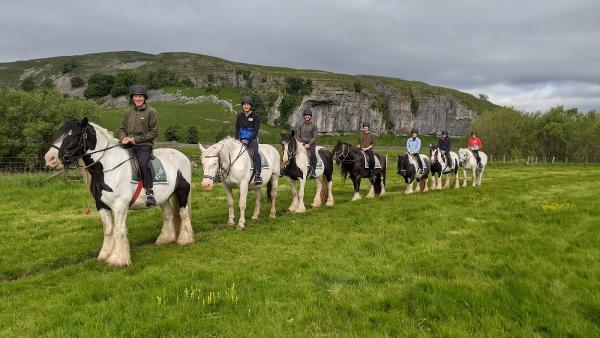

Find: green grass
0;165;598;336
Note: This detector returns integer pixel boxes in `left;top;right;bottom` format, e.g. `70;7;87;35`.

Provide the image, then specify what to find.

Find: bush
62;59;77;74
0;89;98;159
70;76;84;88
40;78;55;90
84;73;115;99
143;68;178;89
165;125;186;142
111;70;137;97
186;127;199;144
353;82;362;93
21;77;35;92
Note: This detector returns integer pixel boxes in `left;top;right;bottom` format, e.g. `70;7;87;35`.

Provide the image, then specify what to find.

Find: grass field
1;165;599;336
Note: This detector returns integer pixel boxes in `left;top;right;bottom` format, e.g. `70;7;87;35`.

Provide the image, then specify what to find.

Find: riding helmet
241;96;254;106
303;109;313;117
362;122;370;128
130;85;148;99
411;128;419;135
441;130;448;136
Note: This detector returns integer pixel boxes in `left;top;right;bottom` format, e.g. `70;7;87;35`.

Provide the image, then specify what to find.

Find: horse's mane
89;122;119;144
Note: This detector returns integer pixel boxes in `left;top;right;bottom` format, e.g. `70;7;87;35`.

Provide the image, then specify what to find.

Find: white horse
280;131;334;213
429;145;460;189
44;118;194;268
458;148;488;187
198;137;280;230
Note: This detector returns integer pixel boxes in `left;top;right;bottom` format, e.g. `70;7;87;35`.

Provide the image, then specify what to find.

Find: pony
331;141;386;201
44;118;194;267
429;145;460;189
397;153;431;194
198;137;280;229
280;131;334;212
458;148;488;187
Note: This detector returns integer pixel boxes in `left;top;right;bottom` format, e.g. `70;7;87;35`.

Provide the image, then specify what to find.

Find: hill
0;51;500;136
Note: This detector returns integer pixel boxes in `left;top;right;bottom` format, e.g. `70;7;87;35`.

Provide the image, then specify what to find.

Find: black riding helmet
362;122;370;128
441;130;448;136
303;109;313;117
130;85;148;99
241;96;254;106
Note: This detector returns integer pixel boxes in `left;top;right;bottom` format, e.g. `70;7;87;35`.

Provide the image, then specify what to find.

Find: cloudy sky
2;0;599;112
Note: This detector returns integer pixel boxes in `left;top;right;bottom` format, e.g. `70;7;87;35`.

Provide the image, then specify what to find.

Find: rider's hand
304;143;310;149
121;137;131;144
241;139;248;145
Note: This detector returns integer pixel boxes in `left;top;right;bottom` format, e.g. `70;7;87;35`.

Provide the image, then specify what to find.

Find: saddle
308;151;324;169
246;148;270;170
131;154;168;184
361;151;382;169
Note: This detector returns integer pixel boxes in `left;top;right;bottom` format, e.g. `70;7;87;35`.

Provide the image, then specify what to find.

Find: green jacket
297;121;318;145
118;105;159;146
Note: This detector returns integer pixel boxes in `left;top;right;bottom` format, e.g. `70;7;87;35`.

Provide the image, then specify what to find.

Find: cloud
1;0;599;111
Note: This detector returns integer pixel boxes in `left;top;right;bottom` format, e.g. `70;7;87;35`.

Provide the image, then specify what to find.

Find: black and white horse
397;153;431;194
429;145;460;189
458;148;488;187
280;131;334;212
44;118;194;267
331;141;386;201
199;137;280;229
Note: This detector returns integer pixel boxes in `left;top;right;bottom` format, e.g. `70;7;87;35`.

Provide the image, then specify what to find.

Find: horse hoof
311;203;321;208
296;208;306;213
105;257;131;268
251;216;259;220
236;224;245;231
155;234;176;245
325;201;334;207
269;213;276;219
288;207;296;213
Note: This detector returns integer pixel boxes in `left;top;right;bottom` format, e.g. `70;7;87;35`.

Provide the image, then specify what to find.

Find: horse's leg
462;167;468;188
269;174;278;219
423;177;429;192
477;167;485;186
237;182;249;230
296;178;307;213
97;208;114;261
415;179;422;192
437;174;444;190
224;185;235;226
444;172;451;189
311;176;322;208
325;179;334;206
454;171;460;189
175;189;194;246
367;181;375;198
471;168;477;187
352;177;361;201
251;188;261;220
106;204;131;267
155;201;176;245
288;179;298;212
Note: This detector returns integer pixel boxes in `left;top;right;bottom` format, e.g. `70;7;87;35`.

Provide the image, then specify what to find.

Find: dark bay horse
332;141;386;200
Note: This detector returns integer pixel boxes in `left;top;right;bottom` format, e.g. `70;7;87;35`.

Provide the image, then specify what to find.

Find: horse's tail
320;174;329;203
172;193;182;237
267;179;273;203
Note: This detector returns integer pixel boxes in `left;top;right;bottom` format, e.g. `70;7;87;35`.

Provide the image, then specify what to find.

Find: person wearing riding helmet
358;122;376;180
297;109;318;179
467;131;483;168
119;84;159;206
235;96;262;185
438;130;453;169
406;128;423;174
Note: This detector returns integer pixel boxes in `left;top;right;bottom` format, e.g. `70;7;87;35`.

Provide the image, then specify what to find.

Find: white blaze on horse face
282;142;289;164
44;136;64;170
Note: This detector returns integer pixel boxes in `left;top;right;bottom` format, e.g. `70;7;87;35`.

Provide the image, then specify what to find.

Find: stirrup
254;175;263;185
146;193;156;207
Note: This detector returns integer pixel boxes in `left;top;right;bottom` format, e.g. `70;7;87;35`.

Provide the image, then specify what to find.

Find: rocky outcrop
98;89;236;113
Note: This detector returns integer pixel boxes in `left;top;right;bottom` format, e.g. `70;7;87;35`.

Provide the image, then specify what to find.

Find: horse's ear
198;143;206;153
429;143;433;147
81;117;88;126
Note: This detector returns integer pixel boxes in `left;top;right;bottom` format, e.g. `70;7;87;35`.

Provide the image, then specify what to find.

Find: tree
186;126;199;144
0;89;98;160
353;82;362;93
40;78;55;90
62;58;77;74
70;76;84;88
165;125;185;142
479;93;489;101
84;73;115;98
21;77;35;92
111;70;137;97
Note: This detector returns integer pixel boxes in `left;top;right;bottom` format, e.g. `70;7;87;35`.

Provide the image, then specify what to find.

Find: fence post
527;156;530;165
489;154;493;163
503;154;506;164
552;156;555;164
586;157;588;165
565;157;568;164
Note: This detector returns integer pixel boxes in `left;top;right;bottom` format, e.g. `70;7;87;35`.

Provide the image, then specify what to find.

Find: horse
280;131;334;212
458;148;488;187
198;137;280;230
331;141;386;201
397;153;431;194
44;118;194;268
429;145;460;190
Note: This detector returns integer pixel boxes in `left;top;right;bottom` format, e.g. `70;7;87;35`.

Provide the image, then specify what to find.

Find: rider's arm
250;114;260;140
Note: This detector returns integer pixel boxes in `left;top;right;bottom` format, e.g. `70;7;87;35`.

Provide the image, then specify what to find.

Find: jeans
134;145;153;192
245;139;261;175
365;150;375;171
411;153;423;170
307;143;317;171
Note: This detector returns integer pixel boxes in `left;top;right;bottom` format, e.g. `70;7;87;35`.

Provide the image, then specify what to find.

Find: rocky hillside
0;51;499;136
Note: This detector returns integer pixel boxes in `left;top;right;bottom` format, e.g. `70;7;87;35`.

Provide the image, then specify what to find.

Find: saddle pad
362;152;382;169
249;150;270;170
307;152;324;169
131;157;168;184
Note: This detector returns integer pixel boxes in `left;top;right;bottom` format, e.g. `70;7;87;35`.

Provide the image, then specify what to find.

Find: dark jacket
438;137;451;153
359;132;374;149
118;105;159;146
235;111;260;140
297;121;318;145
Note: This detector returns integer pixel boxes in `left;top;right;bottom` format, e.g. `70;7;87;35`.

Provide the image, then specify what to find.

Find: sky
1;0;599;112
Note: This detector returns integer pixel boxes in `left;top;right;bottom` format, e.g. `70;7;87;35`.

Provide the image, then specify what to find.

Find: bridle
202;142;248;182
53;130;128;173
333;143;362;164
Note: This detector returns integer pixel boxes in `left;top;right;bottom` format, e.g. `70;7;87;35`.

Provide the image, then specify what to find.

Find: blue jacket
235;111;260;140
406;137;421;154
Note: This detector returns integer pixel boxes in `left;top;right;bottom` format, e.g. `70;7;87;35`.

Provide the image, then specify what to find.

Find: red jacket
467;136;482;150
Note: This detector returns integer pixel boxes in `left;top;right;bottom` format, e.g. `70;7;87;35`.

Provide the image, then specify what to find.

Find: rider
406;128;423;174
467;131;483;168
297;109;318;179
119;84;159;207
358;122;377;180
235;96;262;185
438;130;453;169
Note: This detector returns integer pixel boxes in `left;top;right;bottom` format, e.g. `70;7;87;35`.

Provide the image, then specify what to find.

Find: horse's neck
89;131;129;170
221;139;246;167
295;139;308;159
